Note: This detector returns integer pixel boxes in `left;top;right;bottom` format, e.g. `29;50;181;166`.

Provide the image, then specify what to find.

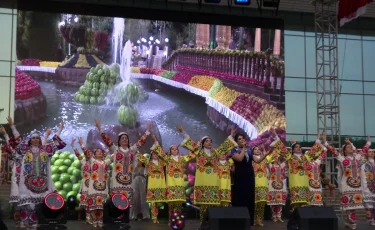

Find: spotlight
149;36;154;41
137;40;140;44
163;51;167;56
36;192;67;230
148;41;151;45
234;0;250;5
155;39;160;44
103;194;130;230
58;21;65;27
165;38;169;43
74;16;78;23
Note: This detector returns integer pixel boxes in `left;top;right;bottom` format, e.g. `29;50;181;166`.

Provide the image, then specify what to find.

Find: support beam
313;0;341;190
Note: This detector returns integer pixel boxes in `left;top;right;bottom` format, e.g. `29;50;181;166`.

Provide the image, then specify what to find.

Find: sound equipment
0;204;8;230
36;192;67;230
201;207;251;230
287;207;338;230
103;194;130;230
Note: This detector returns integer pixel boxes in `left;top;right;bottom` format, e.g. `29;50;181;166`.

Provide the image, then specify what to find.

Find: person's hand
79;137;84;146
0;126;6;135
260;144;265;152
177;125;184;133
6;116;13;126
45;128;51;137
147;121;152;132
291;138;296;144
367;136;371;142
94;119;101;131
345;138;351;144
230;127;237;137
272;129;277;136
71;138;76;147
317;133;321;140
322;134;327;143
59;120;64;130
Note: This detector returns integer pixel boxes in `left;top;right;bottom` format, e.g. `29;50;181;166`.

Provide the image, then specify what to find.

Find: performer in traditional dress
231;133;272;226
267;153;287;223
306;134;327;207
130;160;150;221
177;125;237;223
271;131;325;212
94;119;151;222
150;133;196;222
137;148;167;224
71;138;92;224
359;136;375;225
1;117;23;227
252;145;275;226
16;121;66;229
78;137;113;228
324;136;366;230
217;153;234;207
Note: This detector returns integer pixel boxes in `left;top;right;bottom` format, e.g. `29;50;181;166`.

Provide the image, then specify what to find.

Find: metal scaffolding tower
313;0;341;184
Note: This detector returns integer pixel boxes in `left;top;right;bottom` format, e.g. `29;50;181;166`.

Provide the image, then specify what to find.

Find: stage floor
3;219;375;230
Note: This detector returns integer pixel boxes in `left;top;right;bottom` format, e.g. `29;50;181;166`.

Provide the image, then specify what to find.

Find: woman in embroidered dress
137;147;167;224
231;133;272;226
323;136;365;229
267;153;287;223
16;121;66;229
359;136;375;225
130;160;150;221
177;125;237;223
1;116;23;227
271;132;325;213
95;119;151;223
217;153;234;207
71;138;92;224
306;134;327;207
78;137;113;228
150;133;196;221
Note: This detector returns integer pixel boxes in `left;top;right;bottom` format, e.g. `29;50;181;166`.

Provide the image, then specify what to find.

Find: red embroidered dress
73;148;91;207
16;135;66;206
101;131;149;201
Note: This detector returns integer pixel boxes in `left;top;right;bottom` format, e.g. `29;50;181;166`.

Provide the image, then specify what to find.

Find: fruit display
139;68;165;76
208;79;223;97
15;68;42;100
94;32;109;51
51;150;83;201
187;75;216;91
74;63;119;104
59;53;106;68
160;71;176;80
254;104;286;134
171;72;194;84
40;61;61;68
21;59;40;66
117;83;140;106
247;128;286;149
131;67;140;73
230;94;267;124
117;105;138;127
212;86;243;107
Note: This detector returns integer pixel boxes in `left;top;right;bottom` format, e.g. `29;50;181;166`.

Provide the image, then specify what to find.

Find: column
216;25;226;49
224;26;231;49
0;2;17;124
254;28;261;52
201;24;210;48
273;29;281;57
196;24;202;48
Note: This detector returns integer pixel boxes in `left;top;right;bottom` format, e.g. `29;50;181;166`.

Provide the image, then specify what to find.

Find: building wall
0;5;16;124
284;27;375;141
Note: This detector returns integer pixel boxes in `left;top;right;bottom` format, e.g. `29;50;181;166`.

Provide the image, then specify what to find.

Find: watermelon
126;83;140;104
117;105;138;127
103;65;110;76
92;82;100;89
100;74;108;83
79;86;86;95
97;69;104;76
91;88;99;96
74;92;80;102
97;96;105;104
92;74;100;82
110;63;120;74
79;95;86;103
100;82;108;90
84;96;90;104
84;80;93;89
108;78;116;85
99;88;107;96
90;96;97;104
107;83;114;89
84;87;91;96
90;67;95;73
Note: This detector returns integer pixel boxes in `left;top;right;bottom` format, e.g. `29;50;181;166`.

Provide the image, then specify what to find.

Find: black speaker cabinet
202;207;251;230
287;207;338;230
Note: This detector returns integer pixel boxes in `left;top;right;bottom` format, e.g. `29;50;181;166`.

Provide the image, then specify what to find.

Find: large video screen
2;11;285;218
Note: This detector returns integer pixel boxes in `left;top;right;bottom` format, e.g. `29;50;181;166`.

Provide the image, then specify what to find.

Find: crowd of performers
1;116;375;230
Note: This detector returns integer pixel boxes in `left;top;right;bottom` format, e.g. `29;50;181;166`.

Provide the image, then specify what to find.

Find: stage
3;218;375;230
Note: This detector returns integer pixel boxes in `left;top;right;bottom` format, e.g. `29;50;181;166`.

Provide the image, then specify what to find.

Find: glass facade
284;27;375;141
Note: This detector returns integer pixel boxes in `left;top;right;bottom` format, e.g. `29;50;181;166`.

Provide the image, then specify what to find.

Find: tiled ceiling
168;0;375;18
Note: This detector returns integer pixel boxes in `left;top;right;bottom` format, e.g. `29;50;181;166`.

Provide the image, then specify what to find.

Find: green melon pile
74;63;121;104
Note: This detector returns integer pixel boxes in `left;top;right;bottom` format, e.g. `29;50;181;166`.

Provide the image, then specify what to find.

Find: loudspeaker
287;207;338;230
202;207;251;230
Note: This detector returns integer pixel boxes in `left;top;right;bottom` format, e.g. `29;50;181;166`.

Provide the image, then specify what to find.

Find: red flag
338;0;373;26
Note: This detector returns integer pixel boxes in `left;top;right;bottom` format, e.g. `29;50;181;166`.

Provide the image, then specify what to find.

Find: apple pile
51;151;83;201
21;59;41;66
172;72;194;84
229;94;267;124
15;68;42;100
139;68;165;75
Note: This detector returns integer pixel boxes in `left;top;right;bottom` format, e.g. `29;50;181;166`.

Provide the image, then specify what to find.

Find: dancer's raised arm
129;121;152;152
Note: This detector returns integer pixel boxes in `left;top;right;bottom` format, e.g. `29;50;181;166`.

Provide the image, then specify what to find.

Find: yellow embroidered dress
151;143;195;203
253;158;269;204
217;159;234;206
181;135;237;205
273;140;324;206
137;154;167;203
